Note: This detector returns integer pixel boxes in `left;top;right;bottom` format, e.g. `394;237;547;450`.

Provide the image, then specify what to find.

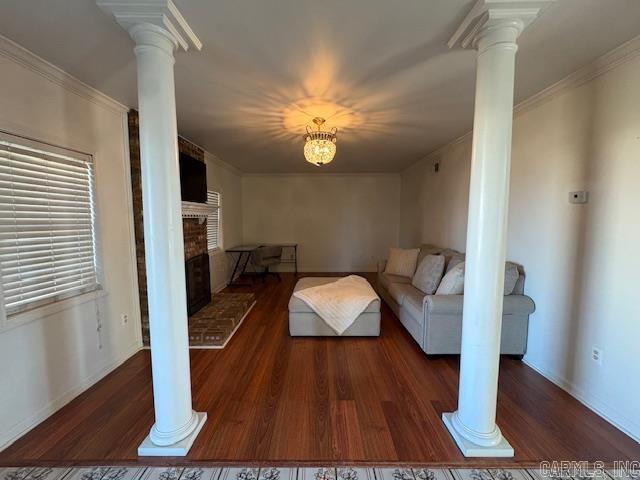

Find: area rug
142;292;255;349
0;466;625;480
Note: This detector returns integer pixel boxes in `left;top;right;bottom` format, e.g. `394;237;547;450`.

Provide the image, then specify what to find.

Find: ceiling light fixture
303;117;337;166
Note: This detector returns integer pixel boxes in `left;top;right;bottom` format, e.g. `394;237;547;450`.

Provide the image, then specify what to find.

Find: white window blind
207;190;221;251
0;132;100;316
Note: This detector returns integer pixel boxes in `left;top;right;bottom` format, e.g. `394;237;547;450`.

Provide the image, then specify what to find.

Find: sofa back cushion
504;262;520;295
512;263;526;294
412;254;445;294
446;253;465;273
385;247;420;278
417;244;443;264
436;261;465;295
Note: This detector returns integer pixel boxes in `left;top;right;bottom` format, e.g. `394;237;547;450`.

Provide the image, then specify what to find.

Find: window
0;132;100;316
207;190;221;251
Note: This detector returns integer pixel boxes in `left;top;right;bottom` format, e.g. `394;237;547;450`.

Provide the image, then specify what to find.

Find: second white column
443;0;551;457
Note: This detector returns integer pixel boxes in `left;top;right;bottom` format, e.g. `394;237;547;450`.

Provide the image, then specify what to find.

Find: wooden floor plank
1;272;638;465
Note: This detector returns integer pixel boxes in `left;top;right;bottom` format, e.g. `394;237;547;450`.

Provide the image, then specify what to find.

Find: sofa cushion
379;271;411;292
385;247;420;278
504;262;520;295
411;254;445;295
436;261;465;295
388;283;423;306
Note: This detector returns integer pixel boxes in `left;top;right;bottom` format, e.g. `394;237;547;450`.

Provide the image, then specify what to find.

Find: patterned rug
142;292;255;348
0;466;628;480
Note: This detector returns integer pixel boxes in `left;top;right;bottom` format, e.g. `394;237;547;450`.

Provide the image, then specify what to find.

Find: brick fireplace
127;110;210;345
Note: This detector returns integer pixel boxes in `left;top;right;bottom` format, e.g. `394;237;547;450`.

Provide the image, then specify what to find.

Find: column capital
448;0;553;50
97;0;202;52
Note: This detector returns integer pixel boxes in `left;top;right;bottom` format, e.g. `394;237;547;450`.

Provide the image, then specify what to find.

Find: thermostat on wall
569;191;589;204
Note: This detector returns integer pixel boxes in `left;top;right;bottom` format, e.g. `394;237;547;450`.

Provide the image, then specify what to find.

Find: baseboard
523;358;640;443
0;341;142;452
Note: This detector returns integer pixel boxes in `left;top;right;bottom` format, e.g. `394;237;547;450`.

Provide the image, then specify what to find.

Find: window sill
1;288;107;333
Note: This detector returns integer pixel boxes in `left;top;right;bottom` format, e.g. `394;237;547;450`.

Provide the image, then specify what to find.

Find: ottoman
288;277;381;336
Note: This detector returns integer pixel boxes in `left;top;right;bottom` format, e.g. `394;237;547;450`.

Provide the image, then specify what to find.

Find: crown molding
514;33;640;115
448;0;554;49
96;0;202;51
410;33;640;172
0;34;128;115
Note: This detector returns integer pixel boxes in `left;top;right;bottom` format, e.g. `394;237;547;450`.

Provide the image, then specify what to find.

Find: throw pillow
412;254;445;294
446;253;465;273
504;262;520;295
385;247;420;278
436;261;465;295
435;261;519;295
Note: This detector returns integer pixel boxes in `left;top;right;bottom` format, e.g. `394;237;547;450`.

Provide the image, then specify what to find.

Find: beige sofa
377;244;535;356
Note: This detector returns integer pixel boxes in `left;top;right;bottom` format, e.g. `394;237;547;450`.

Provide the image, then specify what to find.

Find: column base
138;412;207;456
442;412;514;457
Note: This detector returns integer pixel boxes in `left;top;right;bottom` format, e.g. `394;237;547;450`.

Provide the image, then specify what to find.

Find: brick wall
178;136;204;162
177;131;208;261
183;218;208;259
128;110;208;328
127;111;148;322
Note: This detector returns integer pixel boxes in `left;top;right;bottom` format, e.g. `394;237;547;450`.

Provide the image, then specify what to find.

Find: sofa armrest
423;294;536;316
423;295;464;315
503;295;536;315
377;259;387;274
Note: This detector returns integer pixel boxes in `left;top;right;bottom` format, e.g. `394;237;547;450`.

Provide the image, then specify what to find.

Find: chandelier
303;117;337;166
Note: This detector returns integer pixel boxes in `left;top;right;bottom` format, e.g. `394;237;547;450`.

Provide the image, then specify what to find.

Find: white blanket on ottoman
293;275;379;335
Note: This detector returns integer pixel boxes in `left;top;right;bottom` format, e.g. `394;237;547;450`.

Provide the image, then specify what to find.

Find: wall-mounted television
179;152;207;203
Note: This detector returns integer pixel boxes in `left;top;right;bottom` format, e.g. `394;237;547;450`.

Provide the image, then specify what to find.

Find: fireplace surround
128;110;211;342
186;253;212;316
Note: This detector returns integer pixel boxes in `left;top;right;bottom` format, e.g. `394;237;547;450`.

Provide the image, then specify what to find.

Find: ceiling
1;1;640;173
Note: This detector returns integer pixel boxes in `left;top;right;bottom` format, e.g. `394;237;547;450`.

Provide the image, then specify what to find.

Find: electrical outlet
591;347;603;366
569;191;589;204
121;313;129;325
96;322;103;350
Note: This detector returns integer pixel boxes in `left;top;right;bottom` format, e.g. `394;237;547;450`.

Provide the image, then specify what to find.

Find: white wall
400;54;640;441
205;152;243;291
0;37;141;449
242;174;401;272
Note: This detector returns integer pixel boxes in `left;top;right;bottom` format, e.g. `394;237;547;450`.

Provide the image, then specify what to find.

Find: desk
226;245;259;286
226;243;298;285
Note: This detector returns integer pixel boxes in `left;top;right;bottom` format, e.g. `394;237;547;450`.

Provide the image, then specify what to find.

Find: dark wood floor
2;273;638;466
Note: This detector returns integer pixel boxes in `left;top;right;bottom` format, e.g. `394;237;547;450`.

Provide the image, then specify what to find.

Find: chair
251;246;283;281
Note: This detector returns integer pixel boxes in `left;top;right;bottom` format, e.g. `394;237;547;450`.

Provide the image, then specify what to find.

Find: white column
96;1;205;457
442;0;551;457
